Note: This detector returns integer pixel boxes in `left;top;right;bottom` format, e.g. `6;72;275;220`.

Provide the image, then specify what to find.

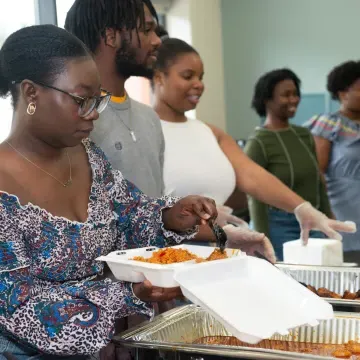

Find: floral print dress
0;139;194;356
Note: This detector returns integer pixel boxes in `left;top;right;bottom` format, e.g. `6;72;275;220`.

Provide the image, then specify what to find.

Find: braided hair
64;0;158;54
0;24;90;107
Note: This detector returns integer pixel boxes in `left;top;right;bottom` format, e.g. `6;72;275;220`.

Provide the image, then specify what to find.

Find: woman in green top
245;69;332;260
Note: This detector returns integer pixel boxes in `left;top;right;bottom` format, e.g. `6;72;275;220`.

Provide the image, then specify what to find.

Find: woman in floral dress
0;25;217;359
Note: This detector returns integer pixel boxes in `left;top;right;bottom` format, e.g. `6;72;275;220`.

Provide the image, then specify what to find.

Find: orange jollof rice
132;248;198;264
132;248;227;264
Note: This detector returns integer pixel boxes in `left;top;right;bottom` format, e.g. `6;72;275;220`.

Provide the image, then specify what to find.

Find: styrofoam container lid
174;256;334;344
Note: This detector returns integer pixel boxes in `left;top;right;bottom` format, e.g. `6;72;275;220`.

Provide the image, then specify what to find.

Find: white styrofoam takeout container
98;245;334;345
283;238;343;266
96;244;245;288
174;256;334;344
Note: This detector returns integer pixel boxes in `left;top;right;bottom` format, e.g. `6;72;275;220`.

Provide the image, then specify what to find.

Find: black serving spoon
209;221;227;253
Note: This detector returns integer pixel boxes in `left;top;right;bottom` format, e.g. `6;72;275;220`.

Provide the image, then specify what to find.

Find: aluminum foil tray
114;305;360;360
277;264;360;307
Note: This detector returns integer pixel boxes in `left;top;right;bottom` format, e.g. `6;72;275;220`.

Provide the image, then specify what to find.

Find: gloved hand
294;202;357;245
223;224;276;263
215;205;248;228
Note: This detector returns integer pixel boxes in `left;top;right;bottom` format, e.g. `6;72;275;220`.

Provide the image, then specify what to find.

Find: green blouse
244;125;332;237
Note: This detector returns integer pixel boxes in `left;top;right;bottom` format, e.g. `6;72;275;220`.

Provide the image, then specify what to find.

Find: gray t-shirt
91;97;165;198
305;112;360;252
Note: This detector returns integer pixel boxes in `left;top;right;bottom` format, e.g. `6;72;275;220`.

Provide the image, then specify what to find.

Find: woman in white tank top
151;38;355;259
151;39;274;256
152;40;236;204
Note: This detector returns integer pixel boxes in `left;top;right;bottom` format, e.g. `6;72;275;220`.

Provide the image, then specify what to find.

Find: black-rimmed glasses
34;82;111;118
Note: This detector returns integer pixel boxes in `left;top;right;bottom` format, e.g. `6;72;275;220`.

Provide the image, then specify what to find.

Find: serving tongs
209;220;227;253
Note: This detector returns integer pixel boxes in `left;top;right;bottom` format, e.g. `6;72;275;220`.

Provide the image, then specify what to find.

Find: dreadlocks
64;0;158;54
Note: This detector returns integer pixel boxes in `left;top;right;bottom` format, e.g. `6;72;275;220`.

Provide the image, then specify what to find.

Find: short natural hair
251;68;301;117
327;61;360;100
0;24;90;107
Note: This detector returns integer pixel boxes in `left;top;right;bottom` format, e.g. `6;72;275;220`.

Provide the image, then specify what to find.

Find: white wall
190;0;226;131
166;0;227;130
221;0;360;139
0;0;36;141
166;0;192;44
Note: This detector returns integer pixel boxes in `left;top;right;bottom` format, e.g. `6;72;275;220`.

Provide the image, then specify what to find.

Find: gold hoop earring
27;102;36;116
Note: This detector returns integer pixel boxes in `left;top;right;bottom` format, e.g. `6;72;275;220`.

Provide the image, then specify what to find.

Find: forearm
212;129;304;214
116;192;197;249
238;164;304;213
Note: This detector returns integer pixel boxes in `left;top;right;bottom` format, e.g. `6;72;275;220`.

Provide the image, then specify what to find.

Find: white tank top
161;118;236;204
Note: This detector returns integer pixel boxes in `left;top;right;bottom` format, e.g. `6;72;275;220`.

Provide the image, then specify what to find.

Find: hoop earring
27;102;36;116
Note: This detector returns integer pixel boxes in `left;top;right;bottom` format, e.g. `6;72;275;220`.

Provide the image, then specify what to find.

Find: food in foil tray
193;336;360;359
306;285;360;300
132;247;228;264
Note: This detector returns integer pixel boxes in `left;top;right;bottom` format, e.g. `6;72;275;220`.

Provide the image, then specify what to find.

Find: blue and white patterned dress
0;138;195;356
305;112;360;252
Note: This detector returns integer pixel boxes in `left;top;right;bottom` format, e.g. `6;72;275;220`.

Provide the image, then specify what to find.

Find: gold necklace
6;141;73;187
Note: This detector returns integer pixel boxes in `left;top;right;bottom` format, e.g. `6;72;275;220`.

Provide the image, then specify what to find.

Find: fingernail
203;214;211;220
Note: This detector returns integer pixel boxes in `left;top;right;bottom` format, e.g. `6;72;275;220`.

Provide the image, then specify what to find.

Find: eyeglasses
35;82;111;118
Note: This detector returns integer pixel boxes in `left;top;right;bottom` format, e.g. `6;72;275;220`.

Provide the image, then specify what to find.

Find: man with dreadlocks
65;0;163;199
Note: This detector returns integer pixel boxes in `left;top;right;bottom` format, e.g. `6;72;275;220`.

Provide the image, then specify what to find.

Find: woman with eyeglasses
0;25;218;359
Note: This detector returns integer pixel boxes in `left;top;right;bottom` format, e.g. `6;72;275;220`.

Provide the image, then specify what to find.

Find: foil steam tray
114;305;360;360
277;264;360;307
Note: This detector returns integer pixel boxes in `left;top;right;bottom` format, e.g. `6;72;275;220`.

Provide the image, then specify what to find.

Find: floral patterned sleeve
113;174;198;250
89;142;198;250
